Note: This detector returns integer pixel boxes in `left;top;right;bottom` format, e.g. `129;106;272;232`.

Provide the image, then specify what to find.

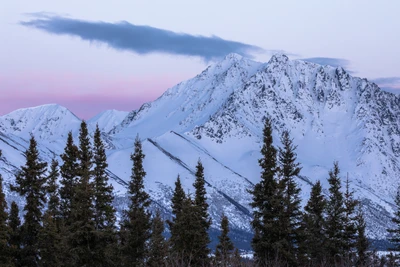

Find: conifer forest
1;119;400;267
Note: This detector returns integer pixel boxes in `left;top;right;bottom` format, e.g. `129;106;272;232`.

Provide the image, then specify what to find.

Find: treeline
250;118;400;266
0;119;399;266
0;121;238;267
250;119;369;266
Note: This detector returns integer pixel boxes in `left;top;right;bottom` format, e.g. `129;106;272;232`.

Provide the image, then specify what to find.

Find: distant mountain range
1;53;399;249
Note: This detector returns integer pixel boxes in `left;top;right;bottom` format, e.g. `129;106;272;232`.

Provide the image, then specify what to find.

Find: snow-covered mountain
88;109;129;133
0;104;82;150
1;54;399;248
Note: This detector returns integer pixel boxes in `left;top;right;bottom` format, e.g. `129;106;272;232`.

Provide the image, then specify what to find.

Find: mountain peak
268;53;289;65
223;53;243;62
1;50;400;244
0;103;82;142
88;109;129;133
10;103;65;113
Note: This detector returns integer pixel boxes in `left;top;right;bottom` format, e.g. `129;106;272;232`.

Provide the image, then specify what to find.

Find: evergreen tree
59;131;79;223
167;175;186;256
120;135;151;266
168;195;202;266
0;152;12;266
93;124;115;230
68;120;96;266
387;253;397;267
148;210;167;267
355;205;369;266
11;135;47;266
39;212;62;267
93;124;117;266
369;250;382;267
277;130;302;264
249;117;281;265
47;159;60;219
170;175;185;217
192;159;211;266
387;186;400;257
159;170;211;266
232;248;243;267
8;201;21;267
215;214;234;267
325;161;346;264
343;175;358;262
39;158;63;267
300;180;326;265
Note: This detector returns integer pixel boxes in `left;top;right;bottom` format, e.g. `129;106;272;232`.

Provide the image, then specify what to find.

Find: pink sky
0;72;185;119
1;1;399;120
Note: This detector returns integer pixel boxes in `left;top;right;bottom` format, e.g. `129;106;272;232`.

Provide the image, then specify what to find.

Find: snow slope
88;109;129;133
0;104;82;151
1;54;399;244
110;53;400;239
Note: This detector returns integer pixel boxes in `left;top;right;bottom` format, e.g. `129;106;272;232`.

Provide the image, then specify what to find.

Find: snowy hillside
1;54;399;245
110;53;262;143
88;109;129;133
110;53;400;240
0;104;82;150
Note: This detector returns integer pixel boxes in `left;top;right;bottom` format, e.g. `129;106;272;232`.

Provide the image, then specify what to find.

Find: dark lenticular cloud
20;13;265;61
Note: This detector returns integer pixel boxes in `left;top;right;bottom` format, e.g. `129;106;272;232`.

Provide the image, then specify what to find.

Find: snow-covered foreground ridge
0;53;399;243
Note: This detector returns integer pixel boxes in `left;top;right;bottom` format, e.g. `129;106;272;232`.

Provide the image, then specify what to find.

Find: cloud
371;77;400;85
371;77;400;94
20;13;265;61
301;57;351;68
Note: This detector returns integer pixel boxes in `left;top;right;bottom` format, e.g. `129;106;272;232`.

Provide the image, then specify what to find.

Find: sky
1;0;400;119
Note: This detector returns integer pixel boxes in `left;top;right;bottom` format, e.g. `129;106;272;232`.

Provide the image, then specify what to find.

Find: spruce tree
232;248;243;267
169;195;202;266
93;124;117;266
68;120;96;266
120;135;151;266
277;130;302;264
387;186;400;255
387;253;397;267
39;212;62;267
167;175;185;254
215;214;235;267
148;210;167;267
170;175;185;216
192;159;211;266
249;117;281;265
343;175;358;262
8;201;21;267
47;159;60;219
11;135;47;266
168;175;188;261
0;153;12;266
325;161;346;263
355;205;369;266
93;124;115;230
38;158;63;266
300;180;326;265
59;131;79;223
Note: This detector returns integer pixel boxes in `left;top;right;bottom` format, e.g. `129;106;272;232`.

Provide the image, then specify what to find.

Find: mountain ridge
0;54;399;245
88;109;129;133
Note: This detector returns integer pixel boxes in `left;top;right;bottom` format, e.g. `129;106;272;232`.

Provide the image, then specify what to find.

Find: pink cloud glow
0;93;151;119
0;72;186;119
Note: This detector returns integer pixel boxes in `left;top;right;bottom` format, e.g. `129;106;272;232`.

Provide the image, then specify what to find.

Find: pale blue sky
1;0;399;118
